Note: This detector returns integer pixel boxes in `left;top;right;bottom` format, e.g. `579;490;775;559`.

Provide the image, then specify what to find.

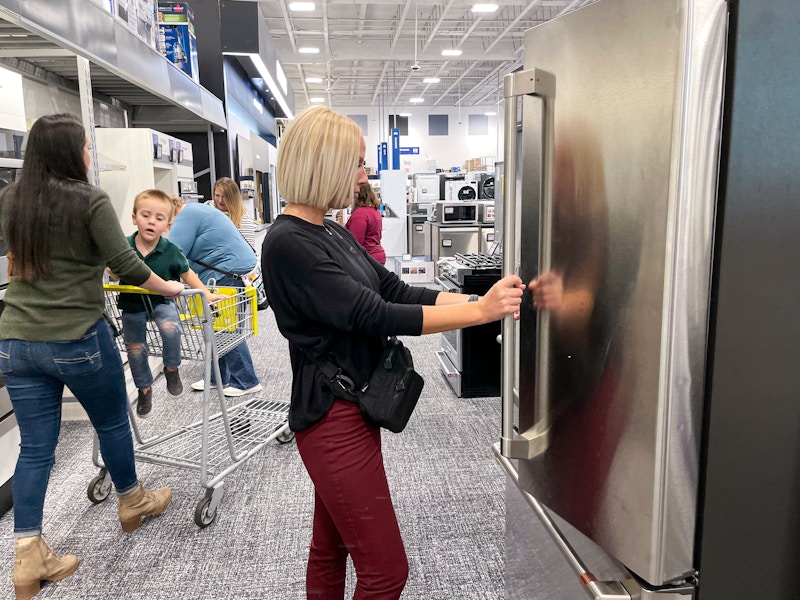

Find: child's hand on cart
205;291;228;304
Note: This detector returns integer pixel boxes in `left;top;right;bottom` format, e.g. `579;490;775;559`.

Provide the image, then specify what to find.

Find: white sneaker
191;380;221;391
223;384;263;397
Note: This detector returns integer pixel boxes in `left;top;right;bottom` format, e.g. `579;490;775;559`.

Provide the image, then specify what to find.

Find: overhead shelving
0;0;226;131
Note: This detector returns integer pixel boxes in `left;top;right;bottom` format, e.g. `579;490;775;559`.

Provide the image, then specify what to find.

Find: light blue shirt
169;202;256;285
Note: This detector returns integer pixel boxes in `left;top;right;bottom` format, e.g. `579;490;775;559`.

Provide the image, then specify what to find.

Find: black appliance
436;252;503;397
478;173;495;199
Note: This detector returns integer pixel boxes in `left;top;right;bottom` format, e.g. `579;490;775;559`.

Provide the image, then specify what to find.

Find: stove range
435;251;504;398
438;252;503;285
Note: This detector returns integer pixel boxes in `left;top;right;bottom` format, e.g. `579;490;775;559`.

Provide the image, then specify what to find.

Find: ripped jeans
121;302;182;389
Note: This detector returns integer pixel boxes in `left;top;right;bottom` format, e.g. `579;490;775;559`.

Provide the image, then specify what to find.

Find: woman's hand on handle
477;274;526;322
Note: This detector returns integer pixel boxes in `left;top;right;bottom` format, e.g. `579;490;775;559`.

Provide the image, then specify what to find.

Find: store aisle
0;306;505;599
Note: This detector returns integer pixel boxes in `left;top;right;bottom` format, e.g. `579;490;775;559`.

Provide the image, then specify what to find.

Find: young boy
118;189;223;418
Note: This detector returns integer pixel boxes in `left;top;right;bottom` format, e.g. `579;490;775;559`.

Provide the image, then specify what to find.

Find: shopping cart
87;284;292;528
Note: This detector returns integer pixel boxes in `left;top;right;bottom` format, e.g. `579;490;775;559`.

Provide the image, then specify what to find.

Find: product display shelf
0;0;226;129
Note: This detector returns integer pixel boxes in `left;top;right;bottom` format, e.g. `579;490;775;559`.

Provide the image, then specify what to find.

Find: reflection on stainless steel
506;0;728;590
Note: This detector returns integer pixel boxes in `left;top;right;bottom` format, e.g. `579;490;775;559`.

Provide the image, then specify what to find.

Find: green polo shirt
117;233;189;313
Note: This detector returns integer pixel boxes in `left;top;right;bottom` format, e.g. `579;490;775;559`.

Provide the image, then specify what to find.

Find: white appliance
444;180;477;202
412;173;440;202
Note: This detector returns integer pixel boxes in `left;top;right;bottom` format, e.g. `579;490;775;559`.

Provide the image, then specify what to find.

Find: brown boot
117;482;173;532
12;536;79;600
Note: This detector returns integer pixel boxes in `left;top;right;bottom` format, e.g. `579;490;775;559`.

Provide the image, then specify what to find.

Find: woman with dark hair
345;182;386;263
0;114;183;600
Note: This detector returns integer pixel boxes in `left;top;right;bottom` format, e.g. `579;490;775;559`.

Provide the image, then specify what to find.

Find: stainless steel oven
428;201;478;224
436;275;463;371
435;253;503;397
429;224;481;261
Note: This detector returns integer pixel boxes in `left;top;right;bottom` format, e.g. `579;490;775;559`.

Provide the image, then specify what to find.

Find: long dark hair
352;182;380;210
5;113;91;280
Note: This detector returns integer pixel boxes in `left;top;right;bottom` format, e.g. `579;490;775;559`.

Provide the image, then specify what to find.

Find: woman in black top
262;106;524;599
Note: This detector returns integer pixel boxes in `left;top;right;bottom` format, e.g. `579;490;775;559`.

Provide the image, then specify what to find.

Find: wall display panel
468;114;489;136
348;114;368;135
429;114;448;136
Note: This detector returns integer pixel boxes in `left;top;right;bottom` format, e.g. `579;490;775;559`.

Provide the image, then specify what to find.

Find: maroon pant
296;400;409;600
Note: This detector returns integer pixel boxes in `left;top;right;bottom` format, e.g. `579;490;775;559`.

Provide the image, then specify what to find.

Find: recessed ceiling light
423;77;440;84
472;3;499;13
288;2;315;11
310;97;326;103
441;49;462;57
410;98;424;103
305;77;323;83
299;47;320;54
484;111;497;116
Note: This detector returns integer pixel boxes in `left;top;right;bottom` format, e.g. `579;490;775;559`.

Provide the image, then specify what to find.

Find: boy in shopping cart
115;189;225;418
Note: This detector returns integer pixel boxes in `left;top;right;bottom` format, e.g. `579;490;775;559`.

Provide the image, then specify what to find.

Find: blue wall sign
399;147;420;155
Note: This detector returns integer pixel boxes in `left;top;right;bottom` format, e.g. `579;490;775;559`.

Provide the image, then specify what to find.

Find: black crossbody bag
301;338;425;433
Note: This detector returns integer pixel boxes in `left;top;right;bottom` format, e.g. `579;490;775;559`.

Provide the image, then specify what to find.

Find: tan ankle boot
13;536;79;600
117;482;173;532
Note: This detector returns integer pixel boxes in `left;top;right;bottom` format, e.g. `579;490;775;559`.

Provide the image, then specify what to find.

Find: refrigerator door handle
501;68;555;459
493;442;644;600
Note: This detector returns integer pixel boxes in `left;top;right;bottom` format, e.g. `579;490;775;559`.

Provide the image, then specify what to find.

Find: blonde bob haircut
277;106;362;211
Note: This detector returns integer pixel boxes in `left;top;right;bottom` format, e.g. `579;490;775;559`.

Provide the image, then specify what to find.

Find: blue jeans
121;302;181;389
213;275;260;390
0;319;139;537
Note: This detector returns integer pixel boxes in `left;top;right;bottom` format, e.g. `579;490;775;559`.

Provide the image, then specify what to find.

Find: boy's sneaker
164;368;183;396
136;388;153;418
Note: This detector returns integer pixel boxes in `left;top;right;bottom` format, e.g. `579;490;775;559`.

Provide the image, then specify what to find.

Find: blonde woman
262;106;524;598
211;177;256;249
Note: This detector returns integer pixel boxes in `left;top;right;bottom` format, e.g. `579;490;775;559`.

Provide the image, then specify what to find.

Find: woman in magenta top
345;183;386;264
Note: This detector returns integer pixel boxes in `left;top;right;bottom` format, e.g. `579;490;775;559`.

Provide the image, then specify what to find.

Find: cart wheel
194;496;217;528
276;430;295;444
87;470;112;504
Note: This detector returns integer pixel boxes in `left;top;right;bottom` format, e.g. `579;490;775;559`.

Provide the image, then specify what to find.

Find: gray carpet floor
0;304;505;599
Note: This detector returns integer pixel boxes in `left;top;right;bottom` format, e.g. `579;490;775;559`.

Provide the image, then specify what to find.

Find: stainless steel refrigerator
496;1;800;598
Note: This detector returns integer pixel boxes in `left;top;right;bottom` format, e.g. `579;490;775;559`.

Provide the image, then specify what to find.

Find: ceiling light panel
298;47;320;54
288;2;315;11
441;49;463;57
472;3;499;13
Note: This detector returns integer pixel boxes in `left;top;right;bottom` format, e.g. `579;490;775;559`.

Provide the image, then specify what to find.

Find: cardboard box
394;256;435;284
157;2;199;82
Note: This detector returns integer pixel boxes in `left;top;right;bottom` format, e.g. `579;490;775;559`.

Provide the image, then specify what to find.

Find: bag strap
297;336;398;398
297;345;362;398
191;257;242;280
191;213;259;279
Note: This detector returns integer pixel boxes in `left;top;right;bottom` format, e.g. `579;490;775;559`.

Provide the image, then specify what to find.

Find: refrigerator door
504;0;728;587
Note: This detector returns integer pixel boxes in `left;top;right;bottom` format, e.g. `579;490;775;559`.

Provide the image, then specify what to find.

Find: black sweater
262;215;439;430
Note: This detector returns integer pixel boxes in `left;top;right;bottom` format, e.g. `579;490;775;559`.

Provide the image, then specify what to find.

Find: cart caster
194;485;224;528
276;430;295;444
194;497;217;528
87;469;112;504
